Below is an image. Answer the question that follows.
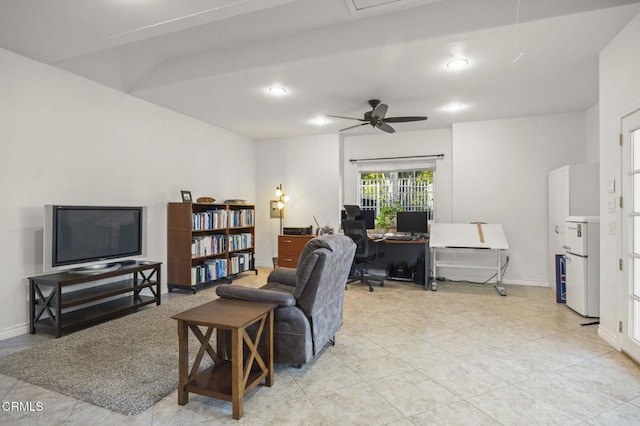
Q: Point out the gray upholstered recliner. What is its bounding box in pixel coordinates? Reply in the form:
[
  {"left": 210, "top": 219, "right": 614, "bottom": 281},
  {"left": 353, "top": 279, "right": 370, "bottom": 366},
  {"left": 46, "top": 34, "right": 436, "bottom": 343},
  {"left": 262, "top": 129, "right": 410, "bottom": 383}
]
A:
[{"left": 215, "top": 234, "right": 356, "bottom": 365}]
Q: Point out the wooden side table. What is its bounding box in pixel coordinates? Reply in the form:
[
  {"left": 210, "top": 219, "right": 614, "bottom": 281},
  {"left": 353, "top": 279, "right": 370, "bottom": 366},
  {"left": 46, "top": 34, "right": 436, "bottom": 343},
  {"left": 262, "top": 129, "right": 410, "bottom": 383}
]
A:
[{"left": 172, "top": 299, "right": 277, "bottom": 420}]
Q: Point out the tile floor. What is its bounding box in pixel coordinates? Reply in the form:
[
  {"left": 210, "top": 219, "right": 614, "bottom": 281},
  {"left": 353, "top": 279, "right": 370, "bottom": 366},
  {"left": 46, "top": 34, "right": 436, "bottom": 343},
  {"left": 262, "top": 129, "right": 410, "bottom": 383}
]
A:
[{"left": 2, "top": 269, "right": 640, "bottom": 425}]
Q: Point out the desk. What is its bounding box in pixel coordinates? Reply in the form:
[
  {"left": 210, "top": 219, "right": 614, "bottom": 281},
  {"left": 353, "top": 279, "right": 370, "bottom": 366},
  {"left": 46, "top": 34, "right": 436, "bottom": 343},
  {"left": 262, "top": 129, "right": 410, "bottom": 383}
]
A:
[
  {"left": 172, "top": 299, "right": 276, "bottom": 420},
  {"left": 370, "top": 237, "right": 431, "bottom": 291},
  {"left": 277, "top": 235, "right": 315, "bottom": 267},
  {"left": 277, "top": 233, "right": 431, "bottom": 290},
  {"left": 430, "top": 223, "right": 509, "bottom": 296}
]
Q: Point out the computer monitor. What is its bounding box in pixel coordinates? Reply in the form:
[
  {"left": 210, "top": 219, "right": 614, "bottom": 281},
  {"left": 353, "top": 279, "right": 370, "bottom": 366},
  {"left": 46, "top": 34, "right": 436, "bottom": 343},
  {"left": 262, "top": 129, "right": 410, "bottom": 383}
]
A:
[
  {"left": 340, "top": 209, "right": 375, "bottom": 229},
  {"left": 396, "top": 211, "right": 428, "bottom": 235},
  {"left": 359, "top": 209, "right": 375, "bottom": 230},
  {"left": 343, "top": 205, "right": 361, "bottom": 220}
]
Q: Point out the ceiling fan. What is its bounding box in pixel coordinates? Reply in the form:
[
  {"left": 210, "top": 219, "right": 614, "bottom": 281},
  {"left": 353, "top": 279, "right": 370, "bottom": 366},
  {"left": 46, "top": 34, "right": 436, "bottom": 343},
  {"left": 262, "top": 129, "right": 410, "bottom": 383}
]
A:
[{"left": 327, "top": 99, "right": 428, "bottom": 133}]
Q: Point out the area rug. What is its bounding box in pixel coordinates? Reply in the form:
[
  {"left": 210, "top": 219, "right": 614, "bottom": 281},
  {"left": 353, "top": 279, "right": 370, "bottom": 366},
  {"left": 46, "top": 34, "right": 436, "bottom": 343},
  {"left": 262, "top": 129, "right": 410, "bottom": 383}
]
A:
[{"left": 0, "top": 291, "right": 219, "bottom": 416}]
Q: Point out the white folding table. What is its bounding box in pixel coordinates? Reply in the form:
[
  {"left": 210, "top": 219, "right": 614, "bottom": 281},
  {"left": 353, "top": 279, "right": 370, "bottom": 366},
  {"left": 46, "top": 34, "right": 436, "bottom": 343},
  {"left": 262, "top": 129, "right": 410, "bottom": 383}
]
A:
[{"left": 430, "top": 223, "right": 509, "bottom": 296}]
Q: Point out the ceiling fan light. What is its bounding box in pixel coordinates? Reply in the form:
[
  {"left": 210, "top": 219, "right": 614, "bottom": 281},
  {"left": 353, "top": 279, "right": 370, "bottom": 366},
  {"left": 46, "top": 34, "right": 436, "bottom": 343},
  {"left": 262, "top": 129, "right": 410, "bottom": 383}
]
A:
[
  {"left": 446, "top": 58, "right": 469, "bottom": 70},
  {"left": 311, "top": 117, "right": 329, "bottom": 125}
]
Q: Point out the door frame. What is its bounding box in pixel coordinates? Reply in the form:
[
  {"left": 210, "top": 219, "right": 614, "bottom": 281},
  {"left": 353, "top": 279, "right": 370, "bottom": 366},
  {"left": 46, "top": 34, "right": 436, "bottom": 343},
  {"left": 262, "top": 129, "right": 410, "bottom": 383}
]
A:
[{"left": 620, "top": 108, "right": 640, "bottom": 362}]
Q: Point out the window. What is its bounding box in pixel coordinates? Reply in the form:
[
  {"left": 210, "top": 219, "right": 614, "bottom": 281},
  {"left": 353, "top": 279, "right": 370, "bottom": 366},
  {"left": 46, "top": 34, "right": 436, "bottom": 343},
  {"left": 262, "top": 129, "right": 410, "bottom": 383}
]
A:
[{"left": 359, "top": 169, "right": 434, "bottom": 219}]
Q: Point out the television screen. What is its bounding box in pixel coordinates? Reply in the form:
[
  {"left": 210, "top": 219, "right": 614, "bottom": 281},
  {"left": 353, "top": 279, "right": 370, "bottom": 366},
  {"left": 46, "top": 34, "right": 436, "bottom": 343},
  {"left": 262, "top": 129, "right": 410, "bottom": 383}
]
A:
[
  {"left": 44, "top": 205, "right": 145, "bottom": 271},
  {"left": 396, "top": 211, "right": 428, "bottom": 234}
]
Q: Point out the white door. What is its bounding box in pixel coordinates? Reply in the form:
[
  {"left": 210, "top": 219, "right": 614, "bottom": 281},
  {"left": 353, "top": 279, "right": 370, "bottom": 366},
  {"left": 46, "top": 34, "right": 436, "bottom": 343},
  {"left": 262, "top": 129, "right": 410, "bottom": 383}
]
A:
[
  {"left": 549, "top": 167, "right": 569, "bottom": 287},
  {"left": 565, "top": 253, "right": 587, "bottom": 316},
  {"left": 621, "top": 109, "right": 640, "bottom": 361}
]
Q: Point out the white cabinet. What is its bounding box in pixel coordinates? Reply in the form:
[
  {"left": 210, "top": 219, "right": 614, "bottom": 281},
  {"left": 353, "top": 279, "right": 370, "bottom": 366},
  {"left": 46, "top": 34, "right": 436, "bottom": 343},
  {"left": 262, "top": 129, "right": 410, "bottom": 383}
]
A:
[{"left": 548, "top": 164, "right": 599, "bottom": 288}]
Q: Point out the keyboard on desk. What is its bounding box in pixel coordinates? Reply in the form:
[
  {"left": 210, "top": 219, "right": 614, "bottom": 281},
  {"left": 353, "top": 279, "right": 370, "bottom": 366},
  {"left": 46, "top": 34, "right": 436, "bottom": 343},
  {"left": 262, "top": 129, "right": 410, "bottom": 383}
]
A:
[{"left": 385, "top": 235, "right": 415, "bottom": 241}]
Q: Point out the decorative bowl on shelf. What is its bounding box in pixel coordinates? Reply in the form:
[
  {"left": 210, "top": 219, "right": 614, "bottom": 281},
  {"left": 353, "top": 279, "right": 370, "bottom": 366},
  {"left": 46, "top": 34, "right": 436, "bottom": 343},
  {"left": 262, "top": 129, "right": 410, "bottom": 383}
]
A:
[{"left": 196, "top": 197, "right": 216, "bottom": 203}]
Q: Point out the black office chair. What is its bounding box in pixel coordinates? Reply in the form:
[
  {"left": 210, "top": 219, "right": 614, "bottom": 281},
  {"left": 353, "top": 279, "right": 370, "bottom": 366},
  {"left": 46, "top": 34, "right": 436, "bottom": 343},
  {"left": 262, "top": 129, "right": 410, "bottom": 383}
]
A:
[{"left": 342, "top": 220, "right": 384, "bottom": 292}]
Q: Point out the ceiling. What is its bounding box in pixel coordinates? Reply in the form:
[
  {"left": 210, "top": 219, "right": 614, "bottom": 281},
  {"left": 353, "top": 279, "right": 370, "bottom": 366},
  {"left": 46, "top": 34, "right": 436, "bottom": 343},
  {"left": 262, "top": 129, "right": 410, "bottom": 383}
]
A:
[{"left": 2, "top": 0, "right": 640, "bottom": 140}]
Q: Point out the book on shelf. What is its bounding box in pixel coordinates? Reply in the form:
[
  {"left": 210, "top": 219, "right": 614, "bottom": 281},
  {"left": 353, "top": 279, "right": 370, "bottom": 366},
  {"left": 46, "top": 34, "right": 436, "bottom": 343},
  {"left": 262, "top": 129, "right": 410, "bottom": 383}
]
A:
[
  {"left": 192, "top": 209, "right": 228, "bottom": 230},
  {"left": 229, "top": 232, "right": 253, "bottom": 251},
  {"left": 191, "top": 258, "right": 228, "bottom": 284},
  {"left": 191, "top": 235, "right": 227, "bottom": 257},
  {"left": 230, "top": 252, "right": 253, "bottom": 274},
  {"left": 229, "top": 209, "right": 254, "bottom": 228}
]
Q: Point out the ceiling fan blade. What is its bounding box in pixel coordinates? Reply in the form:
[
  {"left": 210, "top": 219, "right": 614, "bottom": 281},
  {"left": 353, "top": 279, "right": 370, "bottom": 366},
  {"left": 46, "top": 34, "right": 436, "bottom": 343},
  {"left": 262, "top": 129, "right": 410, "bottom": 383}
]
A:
[
  {"left": 326, "top": 114, "right": 366, "bottom": 121},
  {"left": 371, "top": 103, "right": 388, "bottom": 119},
  {"left": 384, "top": 116, "right": 428, "bottom": 123},
  {"left": 376, "top": 122, "right": 396, "bottom": 133},
  {"left": 339, "top": 123, "right": 369, "bottom": 132}
]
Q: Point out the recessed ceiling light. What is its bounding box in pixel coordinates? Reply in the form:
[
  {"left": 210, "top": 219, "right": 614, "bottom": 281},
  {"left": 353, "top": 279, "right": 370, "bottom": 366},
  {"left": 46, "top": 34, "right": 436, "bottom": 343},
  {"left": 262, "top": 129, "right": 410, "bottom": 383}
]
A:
[
  {"left": 311, "top": 117, "right": 329, "bottom": 125},
  {"left": 267, "top": 85, "right": 287, "bottom": 96},
  {"left": 446, "top": 58, "right": 469, "bottom": 70},
  {"left": 445, "top": 103, "right": 465, "bottom": 112}
]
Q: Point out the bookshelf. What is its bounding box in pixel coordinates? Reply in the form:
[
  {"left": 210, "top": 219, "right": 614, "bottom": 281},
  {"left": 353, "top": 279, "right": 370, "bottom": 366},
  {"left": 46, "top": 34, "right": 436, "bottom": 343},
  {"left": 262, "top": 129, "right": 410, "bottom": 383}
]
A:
[{"left": 167, "top": 202, "right": 256, "bottom": 293}]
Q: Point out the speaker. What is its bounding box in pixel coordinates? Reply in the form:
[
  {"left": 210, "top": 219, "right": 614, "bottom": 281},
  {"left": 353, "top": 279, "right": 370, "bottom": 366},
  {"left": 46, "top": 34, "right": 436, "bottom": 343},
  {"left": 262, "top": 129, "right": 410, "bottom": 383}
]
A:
[
  {"left": 414, "top": 257, "right": 425, "bottom": 284},
  {"left": 394, "top": 262, "right": 413, "bottom": 280},
  {"left": 386, "top": 263, "right": 397, "bottom": 279}
]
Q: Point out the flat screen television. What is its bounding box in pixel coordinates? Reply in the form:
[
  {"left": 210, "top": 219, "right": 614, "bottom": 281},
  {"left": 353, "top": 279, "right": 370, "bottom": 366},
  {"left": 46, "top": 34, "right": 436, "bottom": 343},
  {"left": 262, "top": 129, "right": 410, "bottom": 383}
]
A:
[
  {"left": 43, "top": 205, "right": 146, "bottom": 273},
  {"left": 396, "top": 211, "right": 428, "bottom": 235}
]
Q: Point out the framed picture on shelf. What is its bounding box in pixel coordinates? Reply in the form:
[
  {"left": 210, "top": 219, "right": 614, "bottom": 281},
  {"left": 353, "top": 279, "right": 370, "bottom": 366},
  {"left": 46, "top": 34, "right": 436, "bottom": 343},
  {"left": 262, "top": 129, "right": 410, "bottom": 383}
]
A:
[{"left": 181, "top": 190, "right": 192, "bottom": 203}]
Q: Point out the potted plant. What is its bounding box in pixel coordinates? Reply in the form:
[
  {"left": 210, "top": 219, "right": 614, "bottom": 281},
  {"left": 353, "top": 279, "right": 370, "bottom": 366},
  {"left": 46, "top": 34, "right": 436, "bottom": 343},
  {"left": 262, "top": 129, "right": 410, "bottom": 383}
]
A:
[{"left": 375, "top": 205, "right": 403, "bottom": 232}]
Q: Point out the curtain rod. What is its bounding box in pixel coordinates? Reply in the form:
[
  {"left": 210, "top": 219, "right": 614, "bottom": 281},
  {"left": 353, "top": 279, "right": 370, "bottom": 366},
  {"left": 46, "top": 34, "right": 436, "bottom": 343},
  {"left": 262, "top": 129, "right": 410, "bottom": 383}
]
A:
[{"left": 349, "top": 154, "right": 445, "bottom": 163}]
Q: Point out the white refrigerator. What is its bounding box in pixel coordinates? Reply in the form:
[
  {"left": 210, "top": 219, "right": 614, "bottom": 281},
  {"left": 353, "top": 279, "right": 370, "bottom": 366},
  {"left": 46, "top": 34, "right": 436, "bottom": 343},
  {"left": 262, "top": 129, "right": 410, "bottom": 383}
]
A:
[{"left": 563, "top": 216, "right": 600, "bottom": 317}]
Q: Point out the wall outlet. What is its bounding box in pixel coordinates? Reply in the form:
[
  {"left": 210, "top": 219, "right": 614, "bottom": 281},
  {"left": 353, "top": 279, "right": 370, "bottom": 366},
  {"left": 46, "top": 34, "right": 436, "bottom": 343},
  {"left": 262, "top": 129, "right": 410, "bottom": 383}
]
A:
[{"left": 608, "top": 221, "right": 616, "bottom": 235}]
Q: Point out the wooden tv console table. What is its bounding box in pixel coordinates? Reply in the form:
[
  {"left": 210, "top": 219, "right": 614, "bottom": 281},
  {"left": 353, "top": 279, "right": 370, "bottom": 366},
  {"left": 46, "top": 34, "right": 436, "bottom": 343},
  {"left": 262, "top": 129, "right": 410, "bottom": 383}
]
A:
[{"left": 29, "top": 261, "right": 162, "bottom": 337}]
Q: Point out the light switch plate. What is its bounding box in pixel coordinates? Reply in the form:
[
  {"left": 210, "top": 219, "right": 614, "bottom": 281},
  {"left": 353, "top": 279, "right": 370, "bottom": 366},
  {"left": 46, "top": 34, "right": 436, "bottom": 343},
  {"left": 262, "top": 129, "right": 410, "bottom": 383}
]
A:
[
  {"left": 609, "top": 196, "right": 617, "bottom": 213},
  {"left": 609, "top": 179, "right": 616, "bottom": 193},
  {"left": 608, "top": 221, "right": 616, "bottom": 235}
]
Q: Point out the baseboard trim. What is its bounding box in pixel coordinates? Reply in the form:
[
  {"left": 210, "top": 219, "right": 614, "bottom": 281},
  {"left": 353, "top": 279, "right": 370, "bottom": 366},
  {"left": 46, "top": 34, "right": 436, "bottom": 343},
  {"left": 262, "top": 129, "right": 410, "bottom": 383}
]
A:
[
  {"left": 501, "top": 279, "right": 549, "bottom": 287},
  {"left": 0, "top": 323, "right": 30, "bottom": 341},
  {"left": 598, "top": 325, "right": 620, "bottom": 350},
  {"left": 437, "top": 274, "right": 548, "bottom": 287}
]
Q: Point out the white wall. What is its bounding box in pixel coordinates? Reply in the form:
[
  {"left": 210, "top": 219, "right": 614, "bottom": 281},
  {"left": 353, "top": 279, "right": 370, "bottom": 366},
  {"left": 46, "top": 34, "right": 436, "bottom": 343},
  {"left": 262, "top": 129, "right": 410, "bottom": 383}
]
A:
[
  {"left": 0, "top": 48, "right": 255, "bottom": 339},
  {"left": 452, "top": 114, "right": 586, "bottom": 286},
  {"left": 599, "top": 11, "right": 640, "bottom": 348},
  {"left": 585, "top": 103, "right": 600, "bottom": 163},
  {"left": 336, "top": 116, "right": 587, "bottom": 286},
  {"left": 254, "top": 134, "right": 341, "bottom": 267},
  {"left": 342, "top": 129, "right": 453, "bottom": 222}
]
